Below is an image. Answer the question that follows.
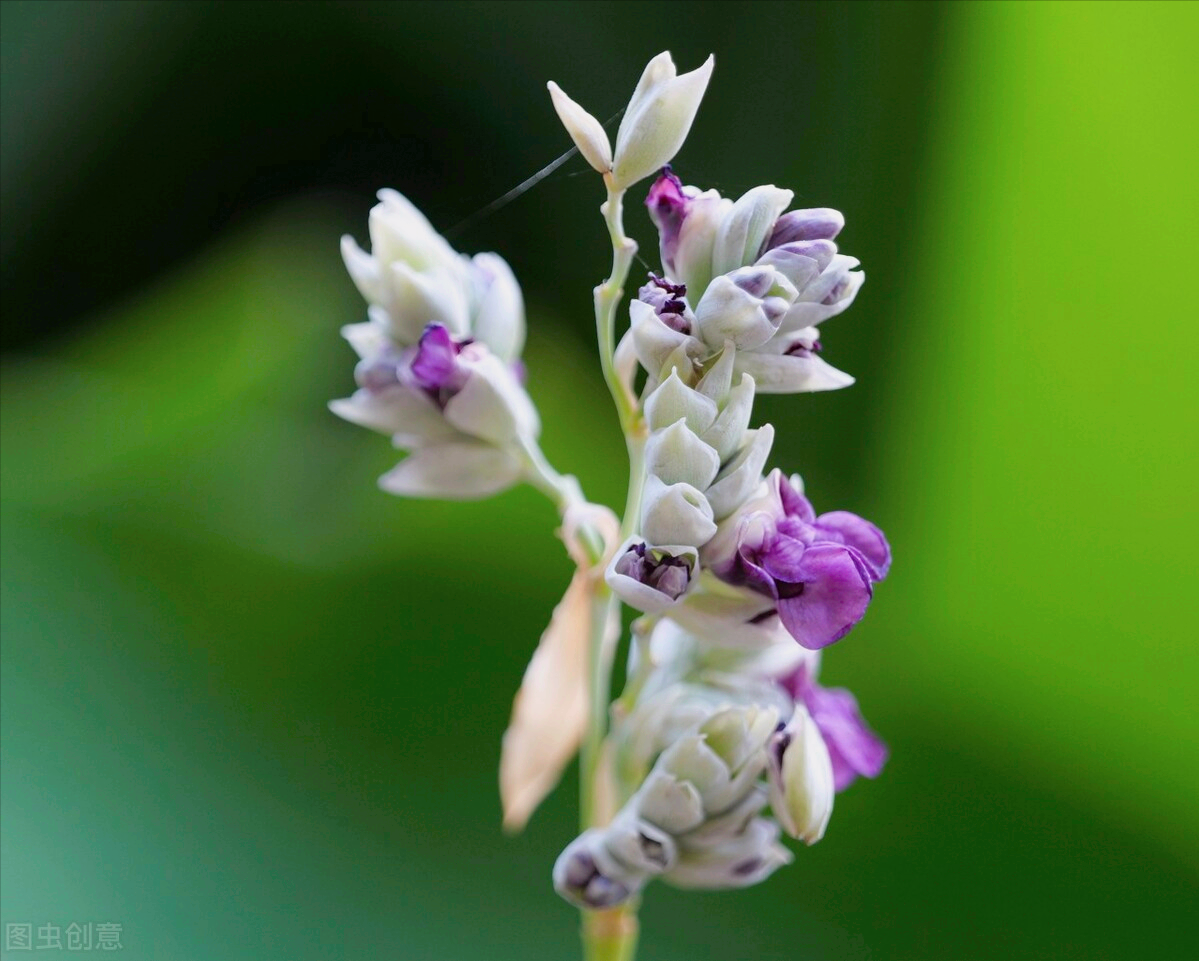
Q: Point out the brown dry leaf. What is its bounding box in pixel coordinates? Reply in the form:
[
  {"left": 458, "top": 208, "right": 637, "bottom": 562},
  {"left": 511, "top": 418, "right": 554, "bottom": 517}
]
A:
[{"left": 500, "top": 504, "right": 619, "bottom": 832}]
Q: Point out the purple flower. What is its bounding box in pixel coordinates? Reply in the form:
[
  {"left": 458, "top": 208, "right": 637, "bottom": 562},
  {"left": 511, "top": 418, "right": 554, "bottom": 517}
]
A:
[
  {"left": 646, "top": 167, "right": 690, "bottom": 273},
  {"left": 782, "top": 664, "right": 888, "bottom": 792},
  {"left": 706, "top": 470, "right": 890, "bottom": 650}
]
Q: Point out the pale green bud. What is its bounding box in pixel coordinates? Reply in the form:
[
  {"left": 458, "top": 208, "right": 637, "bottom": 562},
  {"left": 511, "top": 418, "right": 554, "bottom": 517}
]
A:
[{"left": 768, "top": 705, "right": 835, "bottom": 845}]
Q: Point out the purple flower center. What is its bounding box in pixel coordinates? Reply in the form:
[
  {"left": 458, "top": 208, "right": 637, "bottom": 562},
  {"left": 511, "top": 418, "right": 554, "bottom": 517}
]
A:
[{"left": 614, "top": 542, "right": 692, "bottom": 600}]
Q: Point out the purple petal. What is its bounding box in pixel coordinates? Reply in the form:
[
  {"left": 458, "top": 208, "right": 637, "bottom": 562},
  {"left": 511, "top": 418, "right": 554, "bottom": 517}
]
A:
[
  {"left": 768, "top": 470, "right": 814, "bottom": 524},
  {"left": 410, "top": 323, "right": 460, "bottom": 391},
  {"left": 646, "top": 168, "right": 689, "bottom": 274},
  {"left": 766, "top": 208, "right": 845, "bottom": 248},
  {"left": 804, "top": 683, "right": 888, "bottom": 791},
  {"left": 776, "top": 544, "right": 873, "bottom": 650},
  {"left": 815, "top": 511, "right": 891, "bottom": 580}
]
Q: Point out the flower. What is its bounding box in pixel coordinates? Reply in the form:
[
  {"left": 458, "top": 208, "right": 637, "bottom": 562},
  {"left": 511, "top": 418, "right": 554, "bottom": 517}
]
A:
[
  {"left": 704, "top": 470, "right": 890, "bottom": 650},
  {"left": 643, "top": 169, "right": 864, "bottom": 393},
  {"left": 331, "top": 190, "right": 541, "bottom": 500},
  {"left": 782, "top": 664, "right": 888, "bottom": 792}
]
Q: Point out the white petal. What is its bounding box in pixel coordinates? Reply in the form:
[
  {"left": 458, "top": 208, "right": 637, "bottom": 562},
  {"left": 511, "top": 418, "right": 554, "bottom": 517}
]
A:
[
  {"left": 644, "top": 368, "right": 719, "bottom": 433},
  {"left": 711, "top": 185, "right": 794, "bottom": 277},
  {"left": 612, "top": 54, "right": 714, "bottom": 191},
  {"left": 704, "top": 425, "right": 775, "bottom": 520},
  {"left": 340, "top": 235, "right": 385, "bottom": 306},
  {"left": 328, "top": 386, "right": 454, "bottom": 441},
  {"left": 378, "top": 441, "right": 522, "bottom": 499},
  {"left": 443, "top": 354, "right": 540, "bottom": 445},
  {"left": 388, "top": 261, "right": 470, "bottom": 342},
  {"left": 699, "top": 373, "right": 756, "bottom": 464},
  {"left": 547, "top": 81, "right": 613, "bottom": 174},
  {"left": 469, "top": 253, "right": 526, "bottom": 361},
  {"left": 340, "top": 316, "right": 391, "bottom": 360},
  {"left": 734, "top": 351, "right": 854, "bottom": 394},
  {"left": 640, "top": 475, "right": 717, "bottom": 547},
  {"left": 645, "top": 419, "right": 721, "bottom": 490}
]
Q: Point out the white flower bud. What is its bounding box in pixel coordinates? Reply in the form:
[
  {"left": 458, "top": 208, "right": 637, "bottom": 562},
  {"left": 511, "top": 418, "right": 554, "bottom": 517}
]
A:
[
  {"left": 636, "top": 770, "right": 707, "bottom": 834},
  {"left": 694, "top": 343, "right": 736, "bottom": 403},
  {"left": 712, "top": 185, "right": 795, "bottom": 277},
  {"left": 640, "top": 475, "right": 717, "bottom": 548},
  {"left": 377, "top": 441, "right": 523, "bottom": 500},
  {"left": 547, "top": 81, "right": 613, "bottom": 175},
  {"left": 768, "top": 705, "right": 835, "bottom": 845},
  {"left": 369, "top": 188, "right": 462, "bottom": 277},
  {"left": 644, "top": 368, "right": 718, "bottom": 434},
  {"left": 699, "top": 373, "right": 757, "bottom": 464},
  {"left": 704, "top": 425, "right": 775, "bottom": 520},
  {"left": 612, "top": 52, "right": 715, "bottom": 191},
  {"left": 693, "top": 269, "right": 793, "bottom": 351},
  {"left": 603, "top": 810, "right": 678, "bottom": 876},
  {"left": 645, "top": 419, "right": 721, "bottom": 490},
  {"left": 665, "top": 817, "right": 792, "bottom": 890}
]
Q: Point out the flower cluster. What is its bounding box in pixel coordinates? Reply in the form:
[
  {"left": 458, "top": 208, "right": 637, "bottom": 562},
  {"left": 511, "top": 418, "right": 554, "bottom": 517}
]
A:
[
  {"left": 331, "top": 189, "right": 541, "bottom": 499},
  {"left": 331, "top": 50, "right": 894, "bottom": 949}
]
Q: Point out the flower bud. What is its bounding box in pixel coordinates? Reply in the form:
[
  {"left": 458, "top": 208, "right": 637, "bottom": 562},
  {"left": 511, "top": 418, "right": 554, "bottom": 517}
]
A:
[
  {"left": 664, "top": 816, "right": 792, "bottom": 890},
  {"left": 693, "top": 269, "right": 794, "bottom": 351},
  {"left": 606, "top": 538, "right": 699, "bottom": 614},
  {"left": 645, "top": 419, "right": 721, "bottom": 490},
  {"left": 553, "top": 832, "right": 636, "bottom": 909},
  {"left": 699, "top": 373, "right": 757, "bottom": 464},
  {"left": 546, "top": 81, "right": 613, "bottom": 175},
  {"left": 767, "top": 705, "right": 835, "bottom": 844},
  {"left": 711, "top": 185, "right": 795, "bottom": 277},
  {"left": 704, "top": 425, "right": 775, "bottom": 520},
  {"left": 612, "top": 52, "right": 715, "bottom": 191},
  {"left": 644, "top": 369, "right": 718, "bottom": 434},
  {"left": 640, "top": 475, "right": 717, "bottom": 548}
]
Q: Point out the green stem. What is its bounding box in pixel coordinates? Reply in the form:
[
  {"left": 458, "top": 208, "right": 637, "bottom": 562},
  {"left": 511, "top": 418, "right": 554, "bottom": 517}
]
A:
[
  {"left": 583, "top": 905, "right": 640, "bottom": 961},
  {"left": 579, "top": 177, "right": 644, "bottom": 961}
]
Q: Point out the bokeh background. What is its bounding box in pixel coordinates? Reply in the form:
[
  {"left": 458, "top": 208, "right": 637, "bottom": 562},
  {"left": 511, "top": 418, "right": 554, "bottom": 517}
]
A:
[{"left": 3, "top": 2, "right": 1197, "bottom": 959}]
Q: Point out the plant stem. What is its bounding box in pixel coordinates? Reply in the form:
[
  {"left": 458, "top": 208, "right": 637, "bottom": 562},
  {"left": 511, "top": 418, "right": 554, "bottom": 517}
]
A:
[
  {"left": 579, "top": 177, "right": 644, "bottom": 961},
  {"left": 583, "top": 905, "right": 640, "bottom": 961}
]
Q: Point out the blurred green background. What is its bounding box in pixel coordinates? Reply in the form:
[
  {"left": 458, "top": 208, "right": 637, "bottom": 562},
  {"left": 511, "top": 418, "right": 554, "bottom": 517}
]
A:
[{"left": 2, "top": 2, "right": 1196, "bottom": 958}]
